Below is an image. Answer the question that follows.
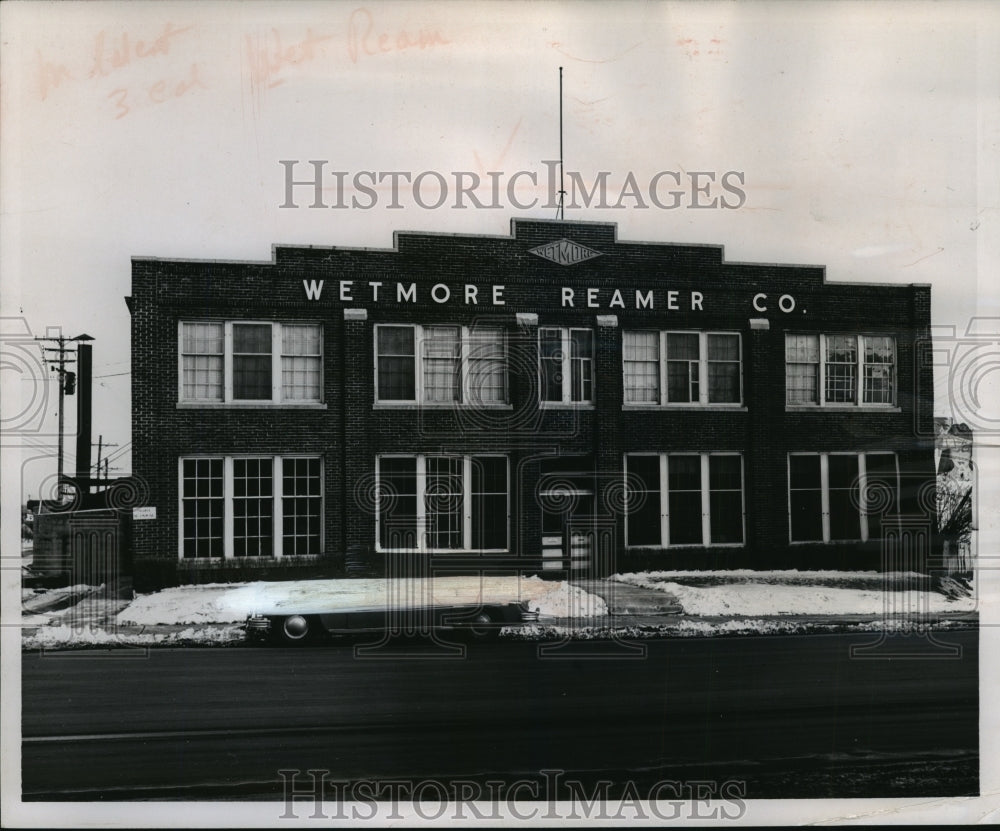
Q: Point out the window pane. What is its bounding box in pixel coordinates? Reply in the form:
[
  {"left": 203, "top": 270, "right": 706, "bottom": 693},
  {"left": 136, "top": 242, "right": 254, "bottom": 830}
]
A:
[
  {"left": 379, "top": 458, "right": 417, "bottom": 549},
  {"left": 467, "top": 328, "right": 506, "bottom": 405},
  {"left": 181, "top": 323, "right": 223, "bottom": 401},
  {"left": 181, "top": 458, "right": 223, "bottom": 558},
  {"left": 828, "top": 455, "right": 860, "bottom": 541},
  {"left": 669, "top": 492, "right": 702, "bottom": 544},
  {"left": 709, "top": 455, "right": 742, "bottom": 490},
  {"left": 786, "top": 362, "right": 818, "bottom": 404},
  {"left": 423, "top": 326, "right": 461, "bottom": 403},
  {"left": 707, "top": 334, "right": 739, "bottom": 361},
  {"left": 825, "top": 335, "right": 857, "bottom": 403},
  {"left": 707, "top": 362, "right": 740, "bottom": 403},
  {"left": 377, "top": 326, "right": 415, "bottom": 400},
  {"left": 666, "top": 362, "right": 693, "bottom": 403},
  {"left": 425, "top": 456, "right": 463, "bottom": 549},
  {"left": 471, "top": 457, "right": 507, "bottom": 549},
  {"left": 710, "top": 491, "right": 743, "bottom": 544},
  {"left": 570, "top": 329, "right": 593, "bottom": 402},
  {"left": 540, "top": 329, "right": 564, "bottom": 402},
  {"left": 865, "top": 453, "right": 898, "bottom": 541},
  {"left": 863, "top": 336, "right": 895, "bottom": 404},
  {"left": 789, "top": 454, "right": 821, "bottom": 490},
  {"left": 626, "top": 456, "right": 661, "bottom": 546},
  {"left": 623, "top": 331, "right": 659, "bottom": 404},
  {"left": 233, "top": 457, "right": 273, "bottom": 556},
  {"left": 233, "top": 324, "right": 273, "bottom": 401},
  {"left": 790, "top": 490, "right": 823, "bottom": 542},
  {"left": 785, "top": 334, "right": 819, "bottom": 363},
  {"left": 183, "top": 322, "right": 224, "bottom": 355},
  {"left": 667, "top": 333, "right": 699, "bottom": 360},
  {"left": 668, "top": 454, "right": 701, "bottom": 490},
  {"left": 668, "top": 455, "right": 702, "bottom": 545},
  {"left": 282, "top": 457, "right": 322, "bottom": 555},
  {"left": 709, "top": 456, "right": 743, "bottom": 544},
  {"left": 789, "top": 455, "right": 822, "bottom": 541},
  {"left": 281, "top": 324, "right": 321, "bottom": 402}
]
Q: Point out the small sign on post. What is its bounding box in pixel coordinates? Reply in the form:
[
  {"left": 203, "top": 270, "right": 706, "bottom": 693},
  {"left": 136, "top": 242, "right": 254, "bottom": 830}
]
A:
[{"left": 132, "top": 506, "right": 157, "bottom": 520}]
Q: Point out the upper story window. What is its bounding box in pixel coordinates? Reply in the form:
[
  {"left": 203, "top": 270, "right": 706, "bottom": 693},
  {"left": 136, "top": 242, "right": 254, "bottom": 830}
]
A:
[
  {"left": 539, "top": 327, "right": 594, "bottom": 405},
  {"left": 785, "top": 334, "right": 896, "bottom": 407},
  {"left": 622, "top": 331, "right": 742, "bottom": 406},
  {"left": 375, "top": 324, "right": 507, "bottom": 405},
  {"left": 179, "top": 321, "right": 322, "bottom": 404}
]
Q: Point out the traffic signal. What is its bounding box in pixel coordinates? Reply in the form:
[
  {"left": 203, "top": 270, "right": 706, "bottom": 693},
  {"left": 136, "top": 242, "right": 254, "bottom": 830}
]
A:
[{"left": 63, "top": 371, "right": 76, "bottom": 395}]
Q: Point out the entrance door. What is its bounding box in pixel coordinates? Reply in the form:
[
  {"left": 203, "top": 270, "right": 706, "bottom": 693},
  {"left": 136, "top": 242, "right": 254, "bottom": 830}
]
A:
[{"left": 539, "top": 488, "right": 594, "bottom": 573}]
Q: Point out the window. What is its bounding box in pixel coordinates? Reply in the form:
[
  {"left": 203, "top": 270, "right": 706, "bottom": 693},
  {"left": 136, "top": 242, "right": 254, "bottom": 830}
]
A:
[
  {"left": 179, "top": 456, "right": 322, "bottom": 559},
  {"left": 623, "top": 331, "right": 742, "bottom": 405},
  {"left": 282, "top": 458, "right": 322, "bottom": 555},
  {"left": 787, "top": 452, "right": 898, "bottom": 543},
  {"left": 181, "top": 458, "right": 224, "bottom": 557},
  {"left": 539, "top": 328, "right": 593, "bottom": 404},
  {"left": 376, "top": 455, "right": 509, "bottom": 551},
  {"left": 375, "top": 324, "right": 507, "bottom": 405},
  {"left": 179, "top": 321, "right": 322, "bottom": 404},
  {"left": 784, "top": 334, "right": 896, "bottom": 406},
  {"left": 624, "top": 453, "right": 745, "bottom": 547}
]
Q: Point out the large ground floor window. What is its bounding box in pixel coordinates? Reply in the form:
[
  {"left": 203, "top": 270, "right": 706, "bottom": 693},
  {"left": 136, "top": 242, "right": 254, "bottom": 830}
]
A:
[
  {"left": 180, "top": 456, "right": 322, "bottom": 559},
  {"left": 788, "top": 452, "right": 898, "bottom": 543},
  {"left": 376, "top": 455, "right": 509, "bottom": 552},
  {"left": 625, "top": 453, "right": 745, "bottom": 548}
]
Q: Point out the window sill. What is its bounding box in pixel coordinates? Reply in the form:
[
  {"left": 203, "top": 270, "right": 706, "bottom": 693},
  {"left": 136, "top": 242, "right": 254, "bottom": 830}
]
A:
[
  {"left": 622, "top": 405, "right": 747, "bottom": 412},
  {"left": 785, "top": 405, "right": 901, "bottom": 413},
  {"left": 177, "top": 554, "right": 325, "bottom": 565},
  {"left": 177, "top": 402, "right": 327, "bottom": 410},
  {"left": 539, "top": 402, "right": 595, "bottom": 411},
  {"left": 374, "top": 549, "right": 511, "bottom": 555},
  {"left": 373, "top": 402, "right": 513, "bottom": 411},
  {"left": 624, "top": 544, "right": 746, "bottom": 550},
  {"left": 787, "top": 539, "right": 868, "bottom": 546}
]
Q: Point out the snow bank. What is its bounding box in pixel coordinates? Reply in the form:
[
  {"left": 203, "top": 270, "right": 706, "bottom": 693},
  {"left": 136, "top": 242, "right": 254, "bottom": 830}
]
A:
[
  {"left": 613, "top": 574, "right": 976, "bottom": 616},
  {"left": 21, "top": 624, "right": 246, "bottom": 650},
  {"left": 117, "top": 576, "right": 607, "bottom": 626}
]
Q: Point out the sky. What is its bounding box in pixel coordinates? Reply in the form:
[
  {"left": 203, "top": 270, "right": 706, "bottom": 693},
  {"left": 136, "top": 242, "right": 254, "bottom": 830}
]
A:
[
  {"left": 2, "top": 0, "right": 999, "bottom": 824},
  {"left": 2, "top": 0, "right": 997, "bottom": 503}
]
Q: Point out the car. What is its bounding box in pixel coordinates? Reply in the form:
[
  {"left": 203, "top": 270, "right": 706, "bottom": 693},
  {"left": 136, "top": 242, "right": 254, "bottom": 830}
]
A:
[{"left": 245, "top": 600, "right": 539, "bottom": 645}]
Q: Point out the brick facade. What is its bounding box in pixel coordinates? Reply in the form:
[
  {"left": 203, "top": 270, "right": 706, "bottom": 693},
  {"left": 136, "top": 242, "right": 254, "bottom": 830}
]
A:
[{"left": 129, "top": 219, "right": 936, "bottom": 589}]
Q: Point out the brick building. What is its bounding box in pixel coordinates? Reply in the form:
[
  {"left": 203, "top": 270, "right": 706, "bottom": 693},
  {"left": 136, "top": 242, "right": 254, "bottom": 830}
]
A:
[{"left": 127, "top": 218, "right": 936, "bottom": 589}]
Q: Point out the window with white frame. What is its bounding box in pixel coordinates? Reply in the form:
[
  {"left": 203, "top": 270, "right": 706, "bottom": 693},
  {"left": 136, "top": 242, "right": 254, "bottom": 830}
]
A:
[
  {"left": 622, "top": 331, "right": 742, "bottom": 405},
  {"left": 179, "top": 321, "right": 322, "bottom": 404},
  {"left": 180, "top": 456, "right": 322, "bottom": 559},
  {"left": 784, "top": 334, "right": 896, "bottom": 406},
  {"left": 787, "top": 452, "right": 898, "bottom": 543},
  {"left": 539, "top": 328, "right": 594, "bottom": 404},
  {"left": 624, "top": 453, "right": 745, "bottom": 547},
  {"left": 376, "top": 455, "right": 508, "bottom": 551},
  {"left": 375, "top": 324, "right": 507, "bottom": 405}
]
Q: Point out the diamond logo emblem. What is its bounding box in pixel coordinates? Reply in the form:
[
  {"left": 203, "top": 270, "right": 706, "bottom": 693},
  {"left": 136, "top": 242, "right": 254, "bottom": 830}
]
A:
[{"left": 529, "top": 238, "right": 603, "bottom": 266}]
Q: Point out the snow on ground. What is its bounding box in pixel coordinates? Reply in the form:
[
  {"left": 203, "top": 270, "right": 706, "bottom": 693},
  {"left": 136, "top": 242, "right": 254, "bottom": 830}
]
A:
[
  {"left": 21, "top": 624, "right": 247, "bottom": 651},
  {"left": 613, "top": 571, "right": 977, "bottom": 616},
  {"left": 615, "top": 569, "right": 936, "bottom": 590},
  {"left": 116, "top": 576, "right": 607, "bottom": 626}
]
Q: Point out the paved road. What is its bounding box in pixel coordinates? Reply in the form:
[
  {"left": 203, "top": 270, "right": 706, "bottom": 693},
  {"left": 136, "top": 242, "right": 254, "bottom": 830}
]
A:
[{"left": 22, "top": 630, "right": 978, "bottom": 800}]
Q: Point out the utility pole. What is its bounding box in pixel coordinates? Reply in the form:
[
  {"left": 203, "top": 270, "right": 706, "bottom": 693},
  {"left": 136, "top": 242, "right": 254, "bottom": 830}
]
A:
[
  {"left": 94, "top": 435, "right": 119, "bottom": 485},
  {"left": 34, "top": 331, "right": 94, "bottom": 502}
]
